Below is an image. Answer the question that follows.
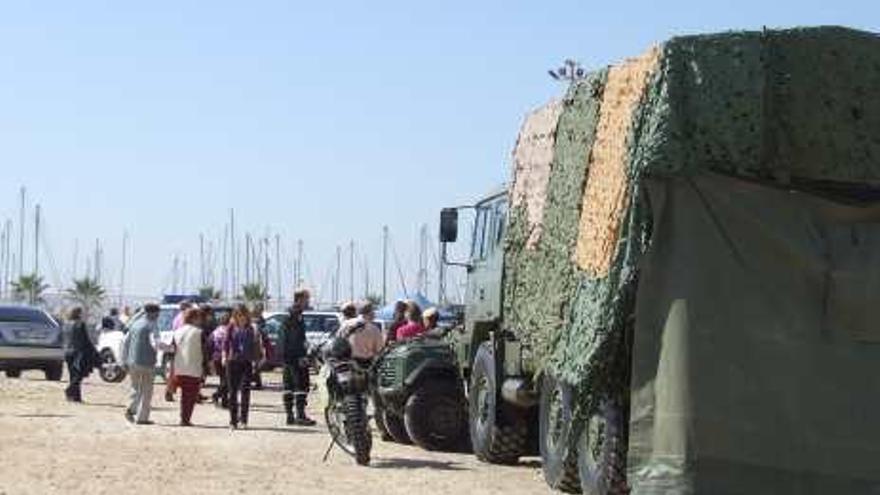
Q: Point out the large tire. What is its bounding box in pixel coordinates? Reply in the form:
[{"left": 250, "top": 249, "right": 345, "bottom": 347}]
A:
[
  {"left": 383, "top": 409, "right": 412, "bottom": 444},
  {"left": 404, "top": 379, "right": 468, "bottom": 452},
  {"left": 44, "top": 363, "right": 63, "bottom": 381},
  {"left": 99, "top": 349, "right": 126, "bottom": 383},
  {"left": 540, "top": 374, "right": 581, "bottom": 494},
  {"left": 5, "top": 369, "right": 21, "bottom": 378},
  {"left": 469, "top": 342, "right": 528, "bottom": 464},
  {"left": 343, "top": 395, "right": 372, "bottom": 466},
  {"left": 577, "top": 401, "right": 628, "bottom": 495},
  {"left": 374, "top": 404, "right": 393, "bottom": 441}
]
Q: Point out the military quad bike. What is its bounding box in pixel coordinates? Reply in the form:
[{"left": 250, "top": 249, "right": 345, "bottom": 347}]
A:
[{"left": 373, "top": 336, "right": 468, "bottom": 452}]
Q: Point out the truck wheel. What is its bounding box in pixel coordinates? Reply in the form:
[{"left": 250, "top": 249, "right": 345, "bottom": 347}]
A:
[
  {"left": 404, "top": 379, "right": 467, "bottom": 451},
  {"left": 469, "top": 342, "right": 527, "bottom": 464},
  {"left": 383, "top": 409, "right": 412, "bottom": 444},
  {"left": 577, "top": 401, "right": 627, "bottom": 495},
  {"left": 540, "top": 374, "right": 581, "bottom": 494},
  {"left": 5, "top": 369, "right": 21, "bottom": 378},
  {"left": 44, "top": 363, "right": 63, "bottom": 381},
  {"left": 99, "top": 349, "right": 126, "bottom": 383}
]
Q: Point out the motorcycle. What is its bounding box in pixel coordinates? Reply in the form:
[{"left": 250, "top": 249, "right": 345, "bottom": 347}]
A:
[{"left": 320, "top": 336, "right": 373, "bottom": 466}]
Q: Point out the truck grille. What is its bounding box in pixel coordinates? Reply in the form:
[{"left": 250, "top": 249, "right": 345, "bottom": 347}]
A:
[{"left": 379, "top": 363, "right": 397, "bottom": 388}]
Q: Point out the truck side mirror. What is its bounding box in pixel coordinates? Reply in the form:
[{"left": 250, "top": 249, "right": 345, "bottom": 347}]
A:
[{"left": 439, "top": 208, "right": 459, "bottom": 243}]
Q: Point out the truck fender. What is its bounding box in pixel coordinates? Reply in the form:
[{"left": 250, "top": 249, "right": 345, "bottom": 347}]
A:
[{"left": 403, "top": 358, "right": 460, "bottom": 389}]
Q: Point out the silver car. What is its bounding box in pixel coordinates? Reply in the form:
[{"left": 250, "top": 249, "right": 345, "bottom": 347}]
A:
[
  {"left": 263, "top": 310, "right": 342, "bottom": 360},
  {"left": 0, "top": 305, "right": 64, "bottom": 380}
]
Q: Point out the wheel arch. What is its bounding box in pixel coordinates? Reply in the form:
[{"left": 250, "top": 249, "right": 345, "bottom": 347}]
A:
[{"left": 404, "top": 358, "right": 462, "bottom": 389}]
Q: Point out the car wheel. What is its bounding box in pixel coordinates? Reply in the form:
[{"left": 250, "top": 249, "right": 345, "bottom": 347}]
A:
[
  {"left": 99, "top": 349, "right": 126, "bottom": 383},
  {"left": 44, "top": 363, "right": 63, "bottom": 381},
  {"left": 404, "top": 379, "right": 468, "bottom": 452},
  {"left": 540, "top": 373, "right": 581, "bottom": 493},
  {"left": 5, "top": 369, "right": 21, "bottom": 378}
]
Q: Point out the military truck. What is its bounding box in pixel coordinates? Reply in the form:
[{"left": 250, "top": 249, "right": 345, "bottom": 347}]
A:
[{"left": 439, "top": 26, "right": 880, "bottom": 494}]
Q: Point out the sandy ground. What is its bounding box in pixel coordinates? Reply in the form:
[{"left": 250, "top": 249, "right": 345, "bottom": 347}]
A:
[{"left": 0, "top": 370, "right": 548, "bottom": 495}]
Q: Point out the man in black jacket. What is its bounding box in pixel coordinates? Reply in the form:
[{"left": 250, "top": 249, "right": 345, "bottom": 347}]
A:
[{"left": 279, "top": 289, "right": 316, "bottom": 426}]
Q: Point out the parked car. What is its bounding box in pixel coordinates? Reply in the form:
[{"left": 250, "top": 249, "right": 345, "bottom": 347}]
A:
[
  {"left": 0, "top": 305, "right": 64, "bottom": 381},
  {"left": 263, "top": 310, "right": 342, "bottom": 365},
  {"left": 96, "top": 304, "right": 233, "bottom": 383}
]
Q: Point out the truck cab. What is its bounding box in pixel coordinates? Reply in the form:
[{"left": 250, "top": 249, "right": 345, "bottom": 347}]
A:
[{"left": 444, "top": 187, "right": 508, "bottom": 378}]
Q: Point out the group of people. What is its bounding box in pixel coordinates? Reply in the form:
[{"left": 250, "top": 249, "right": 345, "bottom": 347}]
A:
[
  {"left": 120, "top": 294, "right": 312, "bottom": 429},
  {"left": 334, "top": 297, "right": 442, "bottom": 366},
  {"left": 60, "top": 291, "right": 444, "bottom": 429},
  {"left": 385, "top": 299, "right": 441, "bottom": 343}
]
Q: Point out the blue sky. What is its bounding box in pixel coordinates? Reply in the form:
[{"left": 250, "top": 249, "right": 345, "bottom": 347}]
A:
[{"left": 0, "top": 1, "right": 876, "bottom": 304}]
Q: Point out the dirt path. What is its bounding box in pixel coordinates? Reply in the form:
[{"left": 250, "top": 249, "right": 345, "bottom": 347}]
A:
[{"left": 0, "top": 371, "right": 548, "bottom": 495}]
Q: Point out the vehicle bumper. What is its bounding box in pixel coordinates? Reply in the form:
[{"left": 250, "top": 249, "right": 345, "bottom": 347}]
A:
[{"left": 0, "top": 346, "right": 65, "bottom": 362}]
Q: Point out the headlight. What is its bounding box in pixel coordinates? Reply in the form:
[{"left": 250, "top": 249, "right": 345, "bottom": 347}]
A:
[{"left": 336, "top": 370, "right": 352, "bottom": 383}]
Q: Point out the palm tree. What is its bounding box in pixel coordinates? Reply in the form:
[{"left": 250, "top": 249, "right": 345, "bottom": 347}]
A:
[
  {"left": 11, "top": 274, "right": 49, "bottom": 305},
  {"left": 366, "top": 294, "right": 383, "bottom": 307},
  {"left": 198, "top": 285, "right": 222, "bottom": 301},
  {"left": 240, "top": 283, "right": 268, "bottom": 304},
  {"left": 66, "top": 277, "right": 106, "bottom": 318}
]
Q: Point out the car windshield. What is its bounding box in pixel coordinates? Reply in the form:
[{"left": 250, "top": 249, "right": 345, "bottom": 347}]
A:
[
  {"left": 124, "top": 306, "right": 230, "bottom": 333},
  {"left": 0, "top": 307, "right": 54, "bottom": 326},
  {"left": 304, "top": 315, "right": 339, "bottom": 334}
]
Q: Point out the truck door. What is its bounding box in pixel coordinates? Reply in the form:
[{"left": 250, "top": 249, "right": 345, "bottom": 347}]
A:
[{"left": 465, "top": 197, "right": 507, "bottom": 327}]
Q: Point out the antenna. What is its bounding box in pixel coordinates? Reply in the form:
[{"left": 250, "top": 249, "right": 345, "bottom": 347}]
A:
[
  {"left": 120, "top": 231, "right": 128, "bottom": 306},
  {"left": 229, "top": 208, "right": 236, "bottom": 294},
  {"left": 275, "top": 234, "right": 281, "bottom": 308},
  {"left": 33, "top": 204, "right": 40, "bottom": 280},
  {"left": 334, "top": 245, "right": 341, "bottom": 304},
  {"left": 382, "top": 226, "right": 388, "bottom": 305},
  {"left": 199, "top": 233, "right": 205, "bottom": 288},
  {"left": 18, "top": 187, "right": 25, "bottom": 279},
  {"left": 349, "top": 240, "right": 355, "bottom": 301},
  {"left": 296, "top": 239, "right": 304, "bottom": 289},
  {"left": 418, "top": 224, "right": 428, "bottom": 295}
]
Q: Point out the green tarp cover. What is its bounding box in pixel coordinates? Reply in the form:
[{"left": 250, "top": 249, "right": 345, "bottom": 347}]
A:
[
  {"left": 629, "top": 172, "right": 880, "bottom": 494},
  {"left": 500, "top": 26, "right": 880, "bottom": 493}
]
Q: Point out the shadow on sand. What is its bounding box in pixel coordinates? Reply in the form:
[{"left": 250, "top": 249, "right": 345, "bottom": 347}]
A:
[
  {"left": 369, "top": 457, "right": 467, "bottom": 471},
  {"left": 15, "top": 413, "right": 73, "bottom": 419},
  {"left": 155, "top": 423, "right": 321, "bottom": 434},
  {"left": 80, "top": 401, "right": 126, "bottom": 410}
]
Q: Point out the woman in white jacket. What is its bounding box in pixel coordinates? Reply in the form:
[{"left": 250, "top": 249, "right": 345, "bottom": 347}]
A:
[{"left": 173, "top": 308, "right": 205, "bottom": 427}]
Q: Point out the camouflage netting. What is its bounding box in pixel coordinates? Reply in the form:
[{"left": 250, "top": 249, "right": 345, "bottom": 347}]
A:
[
  {"left": 504, "top": 72, "right": 606, "bottom": 374},
  {"left": 503, "top": 26, "right": 880, "bottom": 492}
]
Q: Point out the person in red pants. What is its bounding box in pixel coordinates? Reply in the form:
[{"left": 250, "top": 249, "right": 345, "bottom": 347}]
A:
[
  {"left": 172, "top": 308, "right": 206, "bottom": 426},
  {"left": 165, "top": 300, "right": 193, "bottom": 402}
]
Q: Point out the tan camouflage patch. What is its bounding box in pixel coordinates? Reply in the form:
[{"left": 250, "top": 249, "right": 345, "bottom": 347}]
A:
[
  {"left": 574, "top": 47, "right": 660, "bottom": 276},
  {"left": 510, "top": 100, "right": 563, "bottom": 250}
]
